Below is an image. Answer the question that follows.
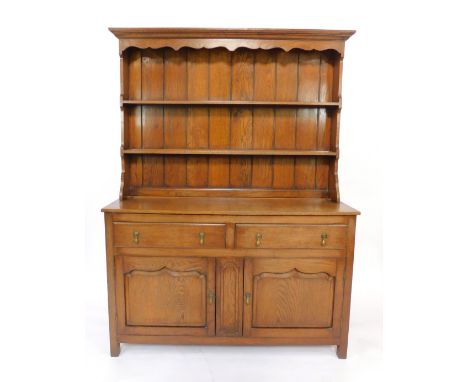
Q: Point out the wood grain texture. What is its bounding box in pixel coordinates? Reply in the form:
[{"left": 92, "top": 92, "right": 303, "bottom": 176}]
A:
[
  {"left": 252, "top": 50, "right": 275, "bottom": 187},
  {"left": 122, "top": 47, "right": 340, "bottom": 195},
  {"left": 208, "top": 49, "right": 231, "bottom": 187},
  {"left": 252, "top": 270, "right": 334, "bottom": 328},
  {"left": 113, "top": 222, "right": 226, "bottom": 248},
  {"left": 141, "top": 50, "right": 164, "bottom": 186},
  {"left": 104, "top": 213, "right": 120, "bottom": 356},
  {"left": 187, "top": 49, "right": 209, "bottom": 186},
  {"left": 295, "top": 51, "right": 320, "bottom": 189},
  {"left": 273, "top": 51, "right": 297, "bottom": 189},
  {"left": 164, "top": 49, "right": 187, "bottom": 186},
  {"left": 115, "top": 256, "right": 215, "bottom": 336},
  {"left": 103, "top": 197, "right": 360, "bottom": 216},
  {"left": 216, "top": 258, "right": 244, "bottom": 336},
  {"left": 243, "top": 257, "right": 343, "bottom": 338},
  {"left": 107, "top": 28, "right": 357, "bottom": 358},
  {"left": 125, "top": 267, "right": 207, "bottom": 326},
  {"left": 110, "top": 28, "right": 354, "bottom": 56},
  {"left": 337, "top": 216, "right": 357, "bottom": 359},
  {"left": 123, "top": 100, "right": 339, "bottom": 106},
  {"left": 230, "top": 50, "right": 254, "bottom": 188},
  {"left": 235, "top": 224, "right": 346, "bottom": 249}
]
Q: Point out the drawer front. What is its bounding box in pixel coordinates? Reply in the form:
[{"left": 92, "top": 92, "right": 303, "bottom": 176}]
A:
[
  {"left": 235, "top": 224, "right": 346, "bottom": 249},
  {"left": 114, "top": 223, "right": 226, "bottom": 248}
]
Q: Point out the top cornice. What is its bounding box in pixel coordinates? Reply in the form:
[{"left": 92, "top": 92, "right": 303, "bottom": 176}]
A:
[
  {"left": 109, "top": 28, "right": 355, "bottom": 40},
  {"left": 109, "top": 27, "right": 355, "bottom": 56}
]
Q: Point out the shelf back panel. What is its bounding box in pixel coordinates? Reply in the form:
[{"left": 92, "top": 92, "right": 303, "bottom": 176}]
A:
[
  {"left": 125, "top": 154, "right": 331, "bottom": 197},
  {"left": 122, "top": 47, "right": 340, "bottom": 198}
]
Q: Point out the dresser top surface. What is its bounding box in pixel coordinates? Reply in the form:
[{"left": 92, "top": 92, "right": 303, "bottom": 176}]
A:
[{"left": 102, "top": 197, "right": 359, "bottom": 216}]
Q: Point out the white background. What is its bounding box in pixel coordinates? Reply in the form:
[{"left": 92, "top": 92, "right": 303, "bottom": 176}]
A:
[{"left": 0, "top": 0, "right": 467, "bottom": 381}]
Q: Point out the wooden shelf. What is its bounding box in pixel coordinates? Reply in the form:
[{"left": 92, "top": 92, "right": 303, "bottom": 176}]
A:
[
  {"left": 122, "top": 100, "right": 340, "bottom": 107},
  {"left": 123, "top": 149, "right": 337, "bottom": 156}
]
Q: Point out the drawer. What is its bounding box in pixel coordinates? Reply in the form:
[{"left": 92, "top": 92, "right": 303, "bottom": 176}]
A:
[
  {"left": 235, "top": 224, "right": 346, "bottom": 249},
  {"left": 113, "top": 223, "right": 226, "bottom": 248}
]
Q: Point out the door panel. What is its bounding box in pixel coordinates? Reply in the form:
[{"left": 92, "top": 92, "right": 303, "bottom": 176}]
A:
[
  {"left": 216, "top": 258, "right": 244, "bottom": 336},
  {"left": 125, "top": 268, "right": 207, "bottom": 326},
  {"left": 116, "top": 256, "right": 215, "bottom": 336},
  {"left": 252, "top": 269, "right": 334, "bottom": 328},
  {"left": 243, "top": 258, "right": 344, "bottom": 338}
]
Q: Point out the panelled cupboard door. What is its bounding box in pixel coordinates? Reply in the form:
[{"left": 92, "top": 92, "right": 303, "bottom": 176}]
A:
[
  {"left": 115, "top": 256, "right": 215, "bottom": 336},
  {"left": 243, "top": 258, "right": 345, "bottom": 338}
]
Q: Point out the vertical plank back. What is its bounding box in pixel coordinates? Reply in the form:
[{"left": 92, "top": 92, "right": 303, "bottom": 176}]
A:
[{"left": 122, "top": 47, "right": 340, "bottom": 197}]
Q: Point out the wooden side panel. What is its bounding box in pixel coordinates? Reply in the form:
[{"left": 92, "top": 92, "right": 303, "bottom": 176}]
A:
[
  {"left": 104, "top": 213, "right": 120, "bottom": 356},
  {"left": 329, "top": 55, "right": 342, "bottom": 202},
  {"left": 126, "top": 50, "right": 142, "bottom": 187},
  {"left": 252, "top": 50, "right": 275, "bottom": 187},
  {"left": 208, "top": 49, "right": 231, "bottom": 186},
  {"left": 230, "top": 49, "right": 254, "bottom": 187},
  {"left": 316, "top": 53, "right": 335, "bottom": 190},
  {"left": 164, "top": 49, "right": 187, "bottom": 186},
  {"left": 273, "top": 51, "right": 298, "bottom": 189},
  {"left": 216, "top": 258, "right": 244, "bottom": 336},
  {"left": 187, "top": 49, "right": 209, "bottom": 187}
]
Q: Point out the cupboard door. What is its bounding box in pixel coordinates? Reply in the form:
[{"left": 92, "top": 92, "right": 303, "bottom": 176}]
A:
[
  {"left": 116, "top": 256, "right": 215, "bottom": 336},
  {"left": 243, "top": 258, "right": 345, "bottom": 338}
]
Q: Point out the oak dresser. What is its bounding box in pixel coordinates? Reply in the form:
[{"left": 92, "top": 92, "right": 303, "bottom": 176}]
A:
[{"left": 102, "top": 28, "right": 359, "bottom": 358}]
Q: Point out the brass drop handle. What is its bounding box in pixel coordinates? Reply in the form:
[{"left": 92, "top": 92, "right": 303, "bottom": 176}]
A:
[
  {"left": 256, "top": 233, "right": 262, "bottom": 247},
  {"left": 245, "top": 292, "right": 251, "bottom": 305},
  {"left": 321, "top": 232, "right": 328, "bottom": 246},
  {"left": 199, "top": 232, "right": 205, "bottom": 245},
  {"left": 133, "top": 231, "right": 140, "bottom": 244},
  {"left": 208, "top": 290, "right": 215, "bottom": 305}
]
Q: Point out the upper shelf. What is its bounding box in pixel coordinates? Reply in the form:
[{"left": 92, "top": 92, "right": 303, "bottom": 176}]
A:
[
  {"left": 109, "top": 28, "right": 355, "bottom": 55},
  {"left": 123, "top": 149, "right": 337, "bottom": 156},
  {"left": 122, "top": 100, "right": 340, "bottom": 108}
]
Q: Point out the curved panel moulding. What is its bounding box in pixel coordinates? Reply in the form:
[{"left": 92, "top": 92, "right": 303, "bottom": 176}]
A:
[{"left": 118, "top": 39, "right": 346, "bottom": 55}]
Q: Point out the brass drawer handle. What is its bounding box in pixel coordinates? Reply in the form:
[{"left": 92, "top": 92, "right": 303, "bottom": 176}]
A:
[
  {"left": 133, "top": 231, "right": 140, "bottom": 244},
  {"left": 208, "top": 290, "right": 215, "bottom": 305},
  {"left": 321, "top": 232, "right": 328, "bottom": 246},
  {"left": 245, "top": 292, "right": 251, "bottom": 305},
  {"left": 255, "top": 233, "right": 262, "bottom": 247},
  {"left": 199, "top": 232, "right": 205, "bottom": 245}
]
